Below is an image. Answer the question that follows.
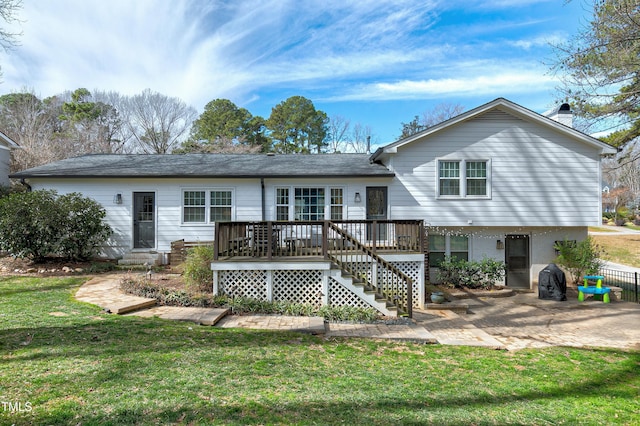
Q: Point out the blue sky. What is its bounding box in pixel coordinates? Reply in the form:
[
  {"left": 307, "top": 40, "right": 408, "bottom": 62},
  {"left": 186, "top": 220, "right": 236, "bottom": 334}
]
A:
[{"left": 0, "top": 0, "right": 590, "bottom": 146}]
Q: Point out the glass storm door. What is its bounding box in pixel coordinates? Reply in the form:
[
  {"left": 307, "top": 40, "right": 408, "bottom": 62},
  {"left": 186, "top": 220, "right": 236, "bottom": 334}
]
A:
[
  {"left": 366, "top": 187, "right": 388, "bottom": 241},
  {"left": 133, "top": 192, "right": 155, "bottom": 249},
  {"left": 505, "top": 234, "right": 530, "bottom": 288}
]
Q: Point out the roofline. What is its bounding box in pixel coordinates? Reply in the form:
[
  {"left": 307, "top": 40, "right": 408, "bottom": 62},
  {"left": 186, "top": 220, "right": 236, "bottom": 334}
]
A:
[
  {"left": 370, "top": 97, "right": 618, "bottom": 161},
  {"left": 0, "top": 130, "right": 19, "bottom": 149},
  {"left": 10, "top": 172, "right": 395, "bottom": 179}
]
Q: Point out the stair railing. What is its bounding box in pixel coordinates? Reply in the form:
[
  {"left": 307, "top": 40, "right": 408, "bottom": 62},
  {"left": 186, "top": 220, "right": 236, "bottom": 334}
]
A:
[{"left": 326, "top": 221, "right": 413, "bottom": 317}]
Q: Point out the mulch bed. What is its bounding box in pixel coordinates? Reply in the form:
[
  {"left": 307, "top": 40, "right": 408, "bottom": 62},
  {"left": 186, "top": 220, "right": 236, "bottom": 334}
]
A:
[{"left": 0, "top": 255, "right": 93, "bottom": 276}]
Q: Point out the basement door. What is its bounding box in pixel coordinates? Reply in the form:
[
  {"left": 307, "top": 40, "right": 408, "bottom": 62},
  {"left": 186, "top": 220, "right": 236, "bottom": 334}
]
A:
[
  {"left": 133, "top": 192, "right": 155, "bottom": 249},
  {"left": 505, "top": 234, "right": 530, "bottom": 289}
]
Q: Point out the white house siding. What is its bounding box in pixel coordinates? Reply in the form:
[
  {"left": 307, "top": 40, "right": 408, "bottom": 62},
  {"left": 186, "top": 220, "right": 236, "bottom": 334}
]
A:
[
  {"left": 26, "top": 177, "right": 263, "bottom": 258},
  {"left": 384, "top": 108, "right": 604, "bottom": 289},
  {"left": 24, "top": 176, "right": 394, "bottom": 259},
  {"left": 387, "top": 109, "right": 603, "bottom": 227},
  {"left": 0, "top": 145, "right": 10, "bottom": 187},
  {"left": 262, "top": 177, "right": 393, "bottom": 221},
  {"left": 427, "top": 226, "right": 587, "bottom": 286}
]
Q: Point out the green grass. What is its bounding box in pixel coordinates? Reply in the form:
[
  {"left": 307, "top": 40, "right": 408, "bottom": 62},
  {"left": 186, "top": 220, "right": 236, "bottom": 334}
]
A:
[{"left": 1, "top": 276, "right": 639, "bottom": 425}]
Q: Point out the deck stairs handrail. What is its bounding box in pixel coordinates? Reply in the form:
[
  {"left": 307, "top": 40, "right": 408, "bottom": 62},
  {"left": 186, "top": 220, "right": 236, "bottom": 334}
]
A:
[{"left": 326, "top": 221, "right": 413, "bottom": 317}]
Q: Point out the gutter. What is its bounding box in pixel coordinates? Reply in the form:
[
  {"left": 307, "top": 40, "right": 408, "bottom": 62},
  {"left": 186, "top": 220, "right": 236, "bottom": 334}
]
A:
[
  {"left": 19, "top": 178, "right": 32, "bottom": 192},
  {"left": 261, "top": 177, "right": 265, "bottom": 221}
]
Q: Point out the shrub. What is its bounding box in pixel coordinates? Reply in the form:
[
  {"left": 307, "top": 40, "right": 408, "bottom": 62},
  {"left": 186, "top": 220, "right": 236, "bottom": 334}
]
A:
[
  {"left": 87, "top": 261, "right": 117, "bottom": 273},
  {"left": 0, "top": 190, "right": 112, "bottom": 261},
  {"left": 55, "top": 192, "right": 113, "bottom": 260},
  {"left": 317, "top": 305, "right": 379, "bottom": 322},
  {"left": 120, "top": 274, "right": 381, "bottom": 322},
  {"left": 554, "top": 237, "right": 604, "bottom": 285},
  {"left": 436, "top": 257, "right": 506, "bottom": 289},
  {"left": 183, "top": 244, "right": 215, "bottom": 292},
  {"left": 119, "top": 274, "right": 230, "bottom": 308}
]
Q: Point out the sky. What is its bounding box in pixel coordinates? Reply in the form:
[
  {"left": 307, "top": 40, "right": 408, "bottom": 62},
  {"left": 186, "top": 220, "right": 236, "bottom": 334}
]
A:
[{"left": 0, "top": 0, "right": 592, "bottom": 147}]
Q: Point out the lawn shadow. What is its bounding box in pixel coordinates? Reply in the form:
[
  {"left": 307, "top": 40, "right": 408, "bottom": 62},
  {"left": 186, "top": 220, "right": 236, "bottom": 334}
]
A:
[{"left": 10, "top": 346, "right": 639, "bottom": 425}]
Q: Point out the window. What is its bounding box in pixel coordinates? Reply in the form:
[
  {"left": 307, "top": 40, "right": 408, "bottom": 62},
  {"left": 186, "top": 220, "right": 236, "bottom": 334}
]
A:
[
  {"left": 276, "top": 186, "right": 344, "bottom": 221},
  {"left": 466, "top": 161, "right": 487, "bottom": 196},
  {"left": 295, "top": 188, "right": 325, "bottom": 220},
  {"left": 330, "top": 188, "right": 344, "bottom": 220},
  {"left": 182, "top": 189, "right": 233, "bottom": 223},
  {"left": 428, "top": 234, "right": 446, "bottom": 267},
  {"left": 450, "top": 235, "right": 469, "bottom": 261},
  {"left": 437, "top": 160, "right": 489, "bottom": 198},
  {"left": 210, "top": 190, "right": 232, "bottom": 222},
  {"left": 276, "top": 188, "right": 289, "bottom": 221},
  {"left": 439, "top": 161, "right": 460, "bottom": 196},
  {"left": 183, "top": 191, "right": 206, "bottom": 223},
  {"left": 428, "top": 234, "right": 469, "bottom": 267}
]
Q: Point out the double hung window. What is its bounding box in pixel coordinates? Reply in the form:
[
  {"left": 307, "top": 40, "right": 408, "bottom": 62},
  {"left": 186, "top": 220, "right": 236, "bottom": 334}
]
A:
[
  {"left": 183, "top": 189, "right": 233, "bottom": 223},
  {"left": 428, "top": 234, "right": 469, "bottom": 267},
  {"left": 438, "top": 160, "right": 489, "bottom": 198}
]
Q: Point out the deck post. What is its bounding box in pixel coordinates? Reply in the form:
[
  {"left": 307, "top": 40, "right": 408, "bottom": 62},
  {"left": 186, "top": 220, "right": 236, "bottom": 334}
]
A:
[
  {"left": 266, "top": 221, "right": 273, "bottom": 260},
  {"left": 212, "top": 270, "right": 219, "bottom": 295},
  {"left": 266, "top": 270, "right": 273, "bottom": 302},
  {"left": 213, "top": 223, "right": 220, "bottom": 261},
  {"left": 322, "top": 221, "right": 328, "bottom": 259},
  {"left": 322, "top": 272, "right": 329, "bottom": 306},
  {"left": 371, "top": 220, "right": 377, "bottom": 253}
]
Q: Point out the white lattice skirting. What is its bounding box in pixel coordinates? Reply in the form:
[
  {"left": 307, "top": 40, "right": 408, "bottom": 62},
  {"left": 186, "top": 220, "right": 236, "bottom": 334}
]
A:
[{"left": 212, "top": 255, "right": 425, "bottom": 314}]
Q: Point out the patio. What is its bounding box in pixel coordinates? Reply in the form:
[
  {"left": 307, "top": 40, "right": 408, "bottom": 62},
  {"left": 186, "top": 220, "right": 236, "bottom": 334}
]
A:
[{"left": 78, "top": 275, "right": 640, "bottom": 351}]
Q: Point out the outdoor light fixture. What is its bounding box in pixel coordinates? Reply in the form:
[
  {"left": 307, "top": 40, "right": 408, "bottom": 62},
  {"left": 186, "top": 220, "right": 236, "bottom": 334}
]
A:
[
  {"left": 354, "top": 192, "right": 362, "bottom": 203},
  {"left": 114, "top": 193, "right": 123, "bottom": 204},
  {"left": 496, "top": 240, "right": 504, "bottom": 250}
]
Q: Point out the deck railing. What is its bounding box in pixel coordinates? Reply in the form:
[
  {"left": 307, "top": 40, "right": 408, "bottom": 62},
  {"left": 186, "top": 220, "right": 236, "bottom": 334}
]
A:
[
  {"left": 213, "top": 220, "right": 421, "bottom": 317},
  {"left": 213, "top": 220, "right": 424, "bottom": 260}
]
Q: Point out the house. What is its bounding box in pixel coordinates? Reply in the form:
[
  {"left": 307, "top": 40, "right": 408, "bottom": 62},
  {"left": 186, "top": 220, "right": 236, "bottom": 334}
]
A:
[
  {"left": 9, "top": 98, "right": 616, "bottom": 316},
  {"left": 0, "top": 131, "right": 19, "bottom": 187}
]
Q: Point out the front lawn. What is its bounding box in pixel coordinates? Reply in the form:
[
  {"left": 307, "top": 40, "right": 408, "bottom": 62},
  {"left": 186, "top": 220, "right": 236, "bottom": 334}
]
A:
[{"left": 1, "top": 276, "right": 638, "bottom": 425}]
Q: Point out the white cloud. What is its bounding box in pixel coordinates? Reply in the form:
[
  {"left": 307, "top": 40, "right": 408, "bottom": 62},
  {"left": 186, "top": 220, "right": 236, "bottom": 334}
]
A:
[
  {"left": 0, "top": 0, "right": 584, "bottom": 135},
  {"left": 323, "top": 66, "right": 559, "bottom": 101},
  {"left": 510, "top": 32, "right": 567, "bottom": 50},
  {"left": 0, "top": 0, "right": 446, "bottom": 108}
]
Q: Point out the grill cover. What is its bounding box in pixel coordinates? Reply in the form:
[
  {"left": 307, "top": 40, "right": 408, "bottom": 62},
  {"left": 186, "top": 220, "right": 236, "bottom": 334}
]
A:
[{"left": 538, "top": 263, "right": 567, "bottom": 301}]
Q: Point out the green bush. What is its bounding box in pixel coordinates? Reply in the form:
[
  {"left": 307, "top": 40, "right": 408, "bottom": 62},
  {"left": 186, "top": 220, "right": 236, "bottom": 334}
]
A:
[
  {"left": 183, "top": 244, "right": 215, "bottom": 292},
  {"left": 120, "top": 275, "right": 230, "bottom": 308},
  {"left": 436, "top": 257, "right": 506, "bottom": 289},
  {"left": 0, "top": 190, "right": 112, "bottom": 261},
  {"left": 56, "top": 192, "right": 113, "bottom": 260},
  {"left": 554, "top": 237, "right": 603, "bottom": 285}
]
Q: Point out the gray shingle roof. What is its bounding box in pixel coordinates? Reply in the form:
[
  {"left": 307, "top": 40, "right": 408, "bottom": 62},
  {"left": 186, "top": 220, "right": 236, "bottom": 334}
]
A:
[{"left": 10, "top": 153, "right": 394, "bottom": 179}]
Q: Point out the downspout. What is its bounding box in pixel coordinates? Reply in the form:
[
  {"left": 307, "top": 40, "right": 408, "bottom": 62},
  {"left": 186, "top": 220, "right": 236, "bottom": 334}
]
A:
[
  {"left": 19, "top": 178, "right": 32, "bottom": 192},
  {"left": 261, "top": 178, "right": 265, "bottom": 221}
]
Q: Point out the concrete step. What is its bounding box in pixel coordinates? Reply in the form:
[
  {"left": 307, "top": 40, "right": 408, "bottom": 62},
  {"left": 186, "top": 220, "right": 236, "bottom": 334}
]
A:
[
  {"left": 425, "top": 302, "right": 469, "bottom": 313},
  {"left": 118, "top": 252, "right": 162, "bottom": 266}
]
